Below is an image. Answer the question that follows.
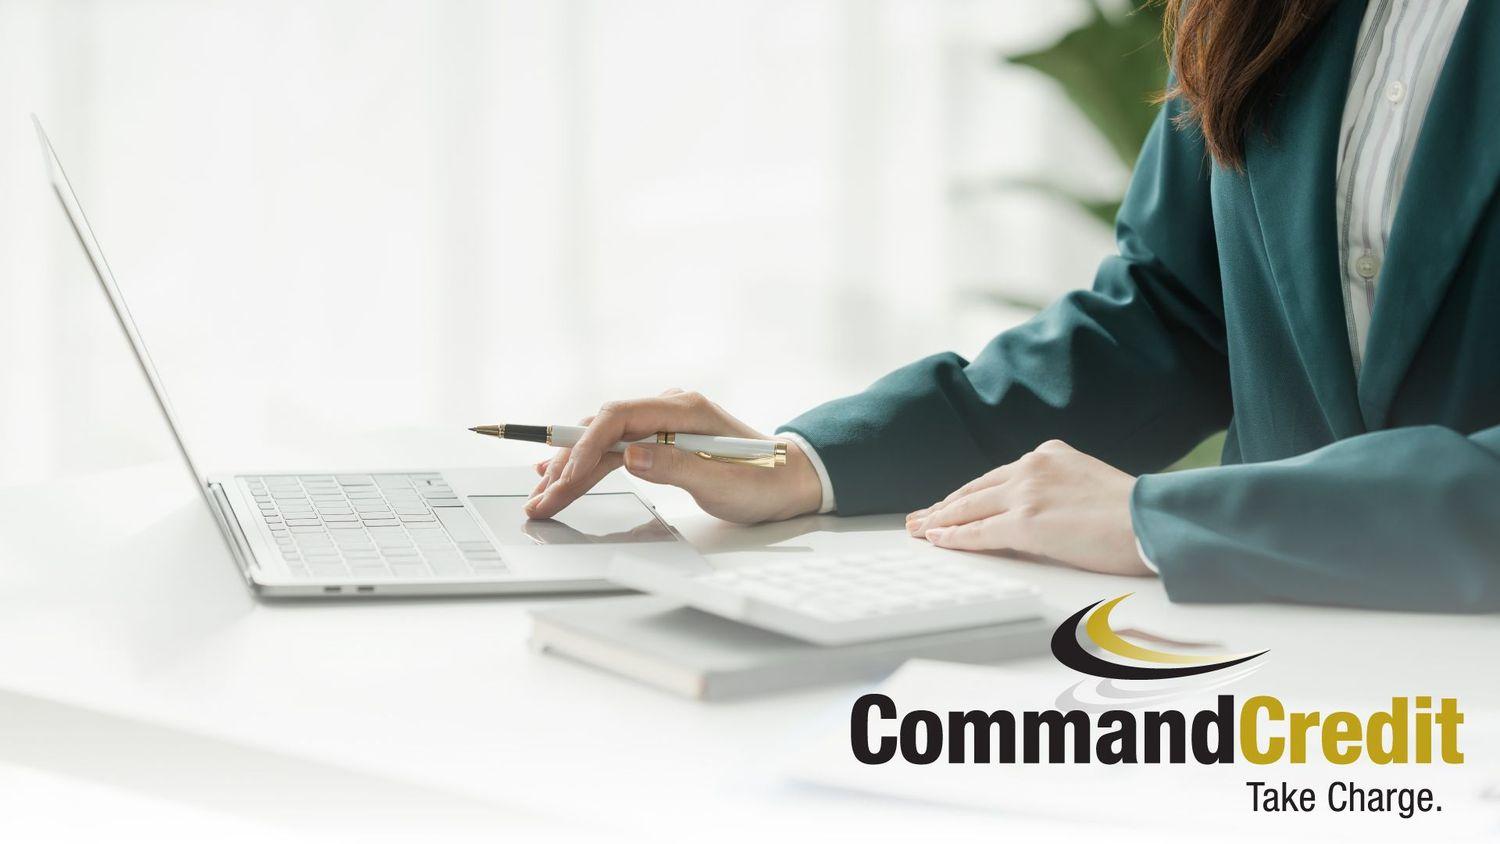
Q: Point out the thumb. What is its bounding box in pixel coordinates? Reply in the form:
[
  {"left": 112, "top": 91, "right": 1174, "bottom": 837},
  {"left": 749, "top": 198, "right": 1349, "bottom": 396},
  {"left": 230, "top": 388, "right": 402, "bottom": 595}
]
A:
[{"left": 623, "top": 443, "right": 717, "bottom": 491}]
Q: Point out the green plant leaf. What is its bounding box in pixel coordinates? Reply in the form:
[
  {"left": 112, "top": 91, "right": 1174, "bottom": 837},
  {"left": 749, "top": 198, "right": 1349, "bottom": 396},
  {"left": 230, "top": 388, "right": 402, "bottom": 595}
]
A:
[
  {"left": 1164, "top": 430, "right": 1226, "bottom": 471},
  {"left": 1003, "top": 2, "right": 1167, "bottom": 167}
]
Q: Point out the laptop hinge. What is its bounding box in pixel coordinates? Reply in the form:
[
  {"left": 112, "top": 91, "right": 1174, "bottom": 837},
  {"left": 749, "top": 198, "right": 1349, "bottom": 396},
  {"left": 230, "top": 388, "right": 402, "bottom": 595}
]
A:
[{"left": 208, "top": 481, "right": 261, "bottom": 578}]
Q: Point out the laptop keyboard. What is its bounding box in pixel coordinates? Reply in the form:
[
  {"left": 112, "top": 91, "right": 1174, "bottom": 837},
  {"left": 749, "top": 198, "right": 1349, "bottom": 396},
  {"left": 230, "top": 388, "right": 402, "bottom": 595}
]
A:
[{"left": 243, "top": 473, "right": 506, "bottom": 580}]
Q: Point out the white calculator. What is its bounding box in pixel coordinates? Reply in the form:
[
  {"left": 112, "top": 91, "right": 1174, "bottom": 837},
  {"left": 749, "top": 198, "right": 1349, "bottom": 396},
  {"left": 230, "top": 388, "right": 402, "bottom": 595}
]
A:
[{"left": 607, "top": 548, "right": 1042, "bottom": 646}]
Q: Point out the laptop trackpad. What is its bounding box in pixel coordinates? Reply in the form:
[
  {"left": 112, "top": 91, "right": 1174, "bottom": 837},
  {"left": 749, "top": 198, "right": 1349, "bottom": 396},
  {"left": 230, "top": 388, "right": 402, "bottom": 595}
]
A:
[
  {"left": 466, "top": 492, "right": 686, "bottom": 579},
  {"left": 468, "top": 493, "right": 673, "bottom": 546}
]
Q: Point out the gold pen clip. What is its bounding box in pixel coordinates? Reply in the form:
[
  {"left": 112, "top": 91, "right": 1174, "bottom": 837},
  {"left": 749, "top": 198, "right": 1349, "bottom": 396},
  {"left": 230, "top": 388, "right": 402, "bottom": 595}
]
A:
[
  {"left": 692, "top": 442, "right": 787, "bottom": 468},
  {"left": 656, "top": 433, "right": 786, "bottom": 468}
]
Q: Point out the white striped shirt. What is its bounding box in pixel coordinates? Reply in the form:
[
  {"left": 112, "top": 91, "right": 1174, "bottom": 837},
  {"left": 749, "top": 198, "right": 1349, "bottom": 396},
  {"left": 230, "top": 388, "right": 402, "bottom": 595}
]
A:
[{"left": 1335, "top": 0, "right": 1469, "bottom": 375}]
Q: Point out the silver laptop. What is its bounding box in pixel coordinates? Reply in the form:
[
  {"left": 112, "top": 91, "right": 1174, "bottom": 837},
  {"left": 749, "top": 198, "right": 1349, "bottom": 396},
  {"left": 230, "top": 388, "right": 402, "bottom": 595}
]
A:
[{"left": 34, "top": 116, "right": 707, "bottom": 598}]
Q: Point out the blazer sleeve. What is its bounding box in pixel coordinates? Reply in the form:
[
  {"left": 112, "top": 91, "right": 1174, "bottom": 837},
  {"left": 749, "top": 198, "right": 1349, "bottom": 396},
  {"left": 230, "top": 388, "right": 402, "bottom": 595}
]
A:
[
  {"left": 1135, "top": 423, "right": 1500, "bottom": 612},
  {"left": 777, "top": 96, "right": 1233, "bottom": 515}
]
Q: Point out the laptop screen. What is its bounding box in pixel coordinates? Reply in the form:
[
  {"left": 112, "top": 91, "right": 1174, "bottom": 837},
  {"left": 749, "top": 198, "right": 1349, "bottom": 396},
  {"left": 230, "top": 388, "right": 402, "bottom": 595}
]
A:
[{"left": 32, "top": 115, "right": 212, "bottom": 490}]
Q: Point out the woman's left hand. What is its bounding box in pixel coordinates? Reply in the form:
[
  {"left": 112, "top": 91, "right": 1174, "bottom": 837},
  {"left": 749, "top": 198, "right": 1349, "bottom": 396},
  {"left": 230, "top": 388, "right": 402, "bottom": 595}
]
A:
[{"left": 906, "top": 439, "right": 1152, "bottom": 577}]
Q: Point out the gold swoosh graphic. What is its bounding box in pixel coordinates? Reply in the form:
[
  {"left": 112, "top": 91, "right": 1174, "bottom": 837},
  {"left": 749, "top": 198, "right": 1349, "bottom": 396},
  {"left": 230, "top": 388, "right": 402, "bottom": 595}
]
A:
[{"left": 1084, "top": 594, "right": 1235, "bottom": 666}]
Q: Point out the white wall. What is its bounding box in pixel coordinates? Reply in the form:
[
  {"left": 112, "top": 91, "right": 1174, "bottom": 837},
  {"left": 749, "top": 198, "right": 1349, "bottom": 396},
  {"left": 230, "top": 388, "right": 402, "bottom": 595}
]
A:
[{"left": 0, "top": 0, "right": 1125, "bottom": 486}]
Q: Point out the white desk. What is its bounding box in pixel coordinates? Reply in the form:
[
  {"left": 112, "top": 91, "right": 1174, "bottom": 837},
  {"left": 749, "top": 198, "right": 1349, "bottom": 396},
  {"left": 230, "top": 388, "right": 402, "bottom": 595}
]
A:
[{"left": 2, "top": 433, "right": 1497, "bottom": 840}]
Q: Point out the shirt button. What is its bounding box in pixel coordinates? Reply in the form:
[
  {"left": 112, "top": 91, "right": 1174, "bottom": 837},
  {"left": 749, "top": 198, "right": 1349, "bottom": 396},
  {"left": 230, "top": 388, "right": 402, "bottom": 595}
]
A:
[
  {"left": 1354, "top": 253, "right": 1381, "bottom": 279},
  {"left": 1386, "top": 80, "right": 1406, "bottom": 103}
]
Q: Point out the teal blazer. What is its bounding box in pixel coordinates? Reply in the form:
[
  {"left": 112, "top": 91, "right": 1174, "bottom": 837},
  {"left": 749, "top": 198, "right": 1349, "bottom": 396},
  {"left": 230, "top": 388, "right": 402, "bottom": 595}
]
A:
[{"left": 780, "top": 0, "right": 1500, "bottom": 612}]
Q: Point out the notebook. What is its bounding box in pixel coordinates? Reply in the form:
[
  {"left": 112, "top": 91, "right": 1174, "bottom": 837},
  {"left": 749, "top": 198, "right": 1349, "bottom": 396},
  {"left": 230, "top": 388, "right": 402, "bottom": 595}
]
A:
[{"left": 528, "top": 595, "right": 1052, "bottom": 700}]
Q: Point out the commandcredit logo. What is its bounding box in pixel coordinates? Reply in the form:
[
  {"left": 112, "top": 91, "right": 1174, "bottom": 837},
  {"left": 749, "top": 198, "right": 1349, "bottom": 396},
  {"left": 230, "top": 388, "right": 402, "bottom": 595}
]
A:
[
  {"left": 1051, "top": 592, "right": 1267, "bottom": 680},
  {"left": 851, "top": 592, "right": 1464, "bottom": 823}
]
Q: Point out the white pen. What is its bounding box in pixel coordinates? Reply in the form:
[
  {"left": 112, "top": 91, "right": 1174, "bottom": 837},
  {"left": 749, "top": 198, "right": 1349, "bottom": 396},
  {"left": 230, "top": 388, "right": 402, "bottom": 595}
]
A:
[{"left": 467, "top": 423, "right": 787, "bottom": 468}]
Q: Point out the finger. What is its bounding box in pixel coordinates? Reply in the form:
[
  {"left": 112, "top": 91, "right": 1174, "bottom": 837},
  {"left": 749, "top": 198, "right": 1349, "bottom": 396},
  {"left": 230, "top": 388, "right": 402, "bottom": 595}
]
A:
[
  {"left": 920, "top": 485, "right": 1010, "bottom": 533},
  {"left": 559, "top": 395, "right": 720, "bottom": 487},
  {"left": 534, "top": 453, "right": 566, "bottom": 491},
  {"left": 526, "top": 452, "right": 625, "bottom": 519},
  {"left": 546, "top": 448, "right": 571, "bottom": 483},
  {"left": 938, "top": 462, "right": 1017, "bottom": 507},
  {"left": 924, "top": 513, "right": 1021, "bottom": 552},
  {"left": 622, "top": 443, "right": 736, "bottom": 497},
  {"left": 535, "top": 414, "right": 595, "bottom": 481},
  {"left": 537, "top": 449, "right": 574, "bottom": 499},
  {"left": 535, "top": 448, "right": 571, "bottom": 494}
]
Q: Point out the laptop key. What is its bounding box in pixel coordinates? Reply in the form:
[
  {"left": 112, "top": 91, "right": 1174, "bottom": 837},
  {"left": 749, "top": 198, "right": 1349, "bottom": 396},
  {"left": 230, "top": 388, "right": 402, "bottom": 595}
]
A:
[
  {"left": 428, "top": 557, "right": 470, "bottom": 576},
  {"left": 367, "top": 530, "right": 412, "bottom": 546},
  {"left": 433, "top": 507, "right": 489, "bottom": 543}
]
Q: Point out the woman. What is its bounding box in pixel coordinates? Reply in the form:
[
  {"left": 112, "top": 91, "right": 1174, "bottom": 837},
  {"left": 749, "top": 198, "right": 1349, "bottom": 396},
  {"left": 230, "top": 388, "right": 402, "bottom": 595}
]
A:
[{"left": 526, "top": 0, "right": 1500, "bottom": 612}]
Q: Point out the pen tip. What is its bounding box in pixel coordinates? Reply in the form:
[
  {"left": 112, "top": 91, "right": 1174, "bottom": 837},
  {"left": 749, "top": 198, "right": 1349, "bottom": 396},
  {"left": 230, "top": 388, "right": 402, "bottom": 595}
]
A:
[
  {"left": 468, "top": 427, "right": 481, "bottom": 433},
  {"left": 469, "top": 424, "right": 503, "bottom": 438}
]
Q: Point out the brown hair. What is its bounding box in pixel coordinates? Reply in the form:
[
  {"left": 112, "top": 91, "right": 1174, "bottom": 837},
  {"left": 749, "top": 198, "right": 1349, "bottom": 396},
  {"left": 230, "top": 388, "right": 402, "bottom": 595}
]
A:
[{"left": 1163, "top": 0, "right": 1338, "bottom": 169}]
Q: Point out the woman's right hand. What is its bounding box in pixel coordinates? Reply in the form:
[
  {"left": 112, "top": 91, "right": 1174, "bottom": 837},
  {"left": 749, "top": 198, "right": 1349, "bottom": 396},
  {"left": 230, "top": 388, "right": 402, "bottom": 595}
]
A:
[{"left": 522, "top": 389, "right": 825, "bottom": 525}]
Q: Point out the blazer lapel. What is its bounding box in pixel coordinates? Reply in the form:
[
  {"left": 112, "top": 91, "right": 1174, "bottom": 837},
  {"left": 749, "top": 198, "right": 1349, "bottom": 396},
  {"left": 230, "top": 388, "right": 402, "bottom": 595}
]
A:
[
  {"left": 1358, "top": 0, "right": 1500, "bottom": 429},
  {"left": 1244, "top": 0, "right": 1367, "bottom": 439}
]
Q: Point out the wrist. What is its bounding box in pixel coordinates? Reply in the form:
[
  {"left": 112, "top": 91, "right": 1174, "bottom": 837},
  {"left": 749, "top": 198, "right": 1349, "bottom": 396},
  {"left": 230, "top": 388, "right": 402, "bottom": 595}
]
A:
[
  {"left": 775, "top": 438, "right": 825, "bottom": 521},
  {"left": 1128, "top": 476, "right": 1158, "bottom": 576}
]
